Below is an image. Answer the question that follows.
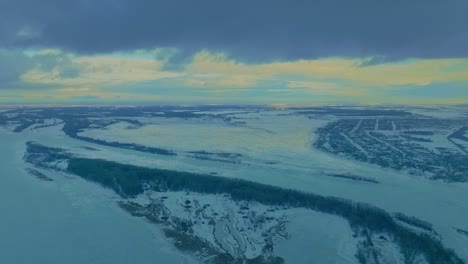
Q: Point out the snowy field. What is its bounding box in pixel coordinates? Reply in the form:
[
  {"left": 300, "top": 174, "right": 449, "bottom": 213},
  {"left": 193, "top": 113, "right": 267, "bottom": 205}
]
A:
[
  {"left": 1, "top": 105, "right": 468, "bottom": 263},
  {"left": 125, "top": 190, "right": 361, "bottom": 263},
  {"left": 79, "top": 113, "right": 317, "bottom": 157}
]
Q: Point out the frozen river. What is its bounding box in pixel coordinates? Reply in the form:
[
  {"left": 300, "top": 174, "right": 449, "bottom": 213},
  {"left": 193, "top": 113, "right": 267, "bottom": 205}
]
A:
[
  {"left": 0, "top": 130, "right": 193, "bottom": 264},
  {"left": 76, "top": 116, "right": 468, "bottom": 262},
  {"left": 2, "top": 109, "right": 468, "bottom": 263}
]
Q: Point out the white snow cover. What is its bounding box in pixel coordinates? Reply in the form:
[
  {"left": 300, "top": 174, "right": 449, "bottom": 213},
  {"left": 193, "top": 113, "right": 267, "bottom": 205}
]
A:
[
  {"left": 275, "top": 209, "right": 359, "bottom": 264},
  {"left": 127, "top": 190, "right": 363, "bottom": 263},
  {"left": 9, "top": 106, "right": 468, "bottom": 263}
]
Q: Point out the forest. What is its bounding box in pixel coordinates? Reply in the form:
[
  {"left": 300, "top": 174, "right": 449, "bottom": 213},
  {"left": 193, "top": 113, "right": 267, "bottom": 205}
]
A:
[{"left": 67, "top": 158, "right": 463, "bottom": 264}]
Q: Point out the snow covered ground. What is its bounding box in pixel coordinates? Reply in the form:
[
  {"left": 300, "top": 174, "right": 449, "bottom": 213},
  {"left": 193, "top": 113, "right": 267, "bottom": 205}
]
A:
[
  {"left": 123, "top": 190, "right": 361, "bottom": 263},
  {"left": 275, "top": 209, "right": 359, "bottom": 264},
  {"left": 403, "top": 106, "right": 468, "bottom": 119},
  {"left": 2, "top": 106, "right": 468, "bottom": 263},
  {"left": 79, "top": 113, "right": 315, "bottom": 158},
  {"left": 75, "top": 113, "right": 468, "bottom": 262}
]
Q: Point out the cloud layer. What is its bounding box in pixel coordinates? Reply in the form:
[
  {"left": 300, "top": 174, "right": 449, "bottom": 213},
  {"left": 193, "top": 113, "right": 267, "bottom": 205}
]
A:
[
  {"left": 0, "top": 1, "right": 467, "bottom": 104},
  {"left": 2, "top": 0, "right": 468, "bottom": 61},
  {"left": 0, "top": 48, "right": 464, "bottom": 104}
]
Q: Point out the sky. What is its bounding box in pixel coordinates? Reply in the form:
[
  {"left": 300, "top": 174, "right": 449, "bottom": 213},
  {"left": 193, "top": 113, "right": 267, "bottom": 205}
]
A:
[{"left": 0, "top": 0, "right": 467, "bottom": 105}]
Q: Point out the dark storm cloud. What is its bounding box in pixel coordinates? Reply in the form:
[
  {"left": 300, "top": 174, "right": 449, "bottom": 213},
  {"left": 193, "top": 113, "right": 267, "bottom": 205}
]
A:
[{"left": 1, "top": 0, "right": 468, "bottom": 61}]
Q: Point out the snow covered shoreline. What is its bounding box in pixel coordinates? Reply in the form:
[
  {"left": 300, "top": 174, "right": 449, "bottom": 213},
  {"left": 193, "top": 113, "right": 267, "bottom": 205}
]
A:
[{"left": 2, "top": 105, "right": 468, "bottom": 263}]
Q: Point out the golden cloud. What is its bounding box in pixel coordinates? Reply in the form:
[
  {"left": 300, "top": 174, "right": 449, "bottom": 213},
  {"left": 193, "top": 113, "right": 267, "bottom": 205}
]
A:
[
  {"left": 184, "top": 51, "right": 468, "bottom": 89},
  {"left": 18, "top": 49, "right": 468, "bottom": 101}
]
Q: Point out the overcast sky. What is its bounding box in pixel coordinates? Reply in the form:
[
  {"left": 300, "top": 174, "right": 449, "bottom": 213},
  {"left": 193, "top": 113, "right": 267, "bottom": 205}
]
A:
[{"left": 1, "top": 0, "right": 467, "bottom": 105}]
